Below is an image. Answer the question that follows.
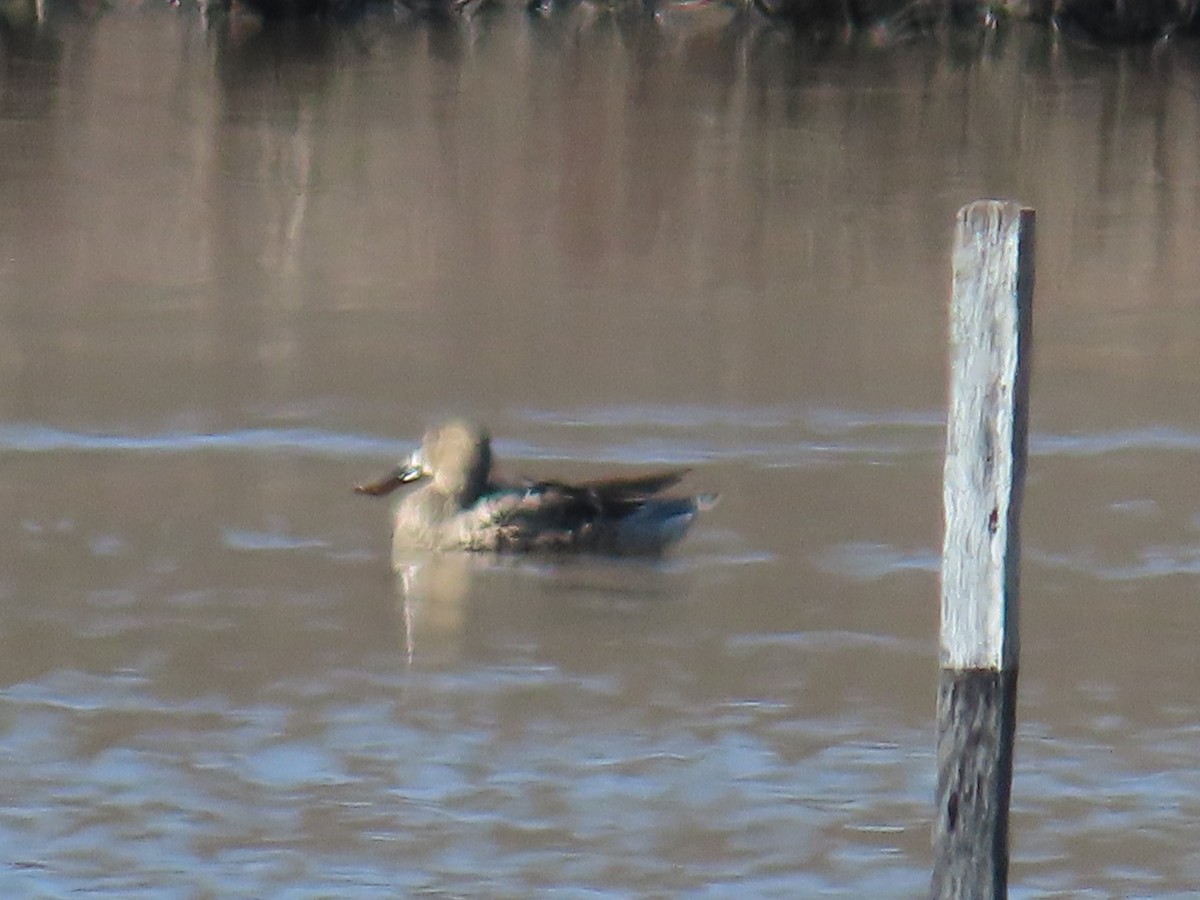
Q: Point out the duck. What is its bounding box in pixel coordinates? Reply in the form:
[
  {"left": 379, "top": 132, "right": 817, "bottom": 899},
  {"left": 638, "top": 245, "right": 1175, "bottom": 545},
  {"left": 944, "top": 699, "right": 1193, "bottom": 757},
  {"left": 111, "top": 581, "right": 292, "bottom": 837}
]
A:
[{"left": 354, "top": 420, "right": 715, "bottom": 561}]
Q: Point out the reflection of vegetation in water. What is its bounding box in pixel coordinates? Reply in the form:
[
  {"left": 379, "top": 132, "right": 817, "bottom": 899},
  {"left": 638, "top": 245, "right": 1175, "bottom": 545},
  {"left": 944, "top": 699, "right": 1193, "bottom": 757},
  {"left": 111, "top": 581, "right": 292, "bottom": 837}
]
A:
[
  {"left": 0, "top": 0, "right": 41, "bottom": 30},
  {"left": 0, "top": 0, "right": 61, "bottom": 123}
]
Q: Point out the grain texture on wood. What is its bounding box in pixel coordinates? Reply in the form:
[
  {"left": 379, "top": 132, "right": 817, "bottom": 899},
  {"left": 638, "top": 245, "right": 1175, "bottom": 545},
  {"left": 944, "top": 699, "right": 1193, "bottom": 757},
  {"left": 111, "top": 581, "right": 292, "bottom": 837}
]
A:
[
  {"left": 934, "top": 200, "right": 1034, "bottom": 899},
  {"left": 932, "top": 669, "right": 1018, "bottom": 900},
  {"left": 940, "top": 200, "right": 1034, "bottom": 673}
]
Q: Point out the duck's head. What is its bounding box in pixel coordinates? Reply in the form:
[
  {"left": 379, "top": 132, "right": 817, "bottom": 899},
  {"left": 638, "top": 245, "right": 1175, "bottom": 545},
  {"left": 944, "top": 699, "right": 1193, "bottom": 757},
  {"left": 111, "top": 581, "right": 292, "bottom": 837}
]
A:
[{"left": 355, "top": 420, "right": 493, "bottom": 505}]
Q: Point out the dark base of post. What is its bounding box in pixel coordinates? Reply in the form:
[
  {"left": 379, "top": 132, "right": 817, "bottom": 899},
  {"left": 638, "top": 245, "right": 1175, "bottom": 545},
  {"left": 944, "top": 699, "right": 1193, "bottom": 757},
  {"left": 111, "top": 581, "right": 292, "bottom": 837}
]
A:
[{"left": 932, "top": 668, "right": 1018, "bottom": 900}]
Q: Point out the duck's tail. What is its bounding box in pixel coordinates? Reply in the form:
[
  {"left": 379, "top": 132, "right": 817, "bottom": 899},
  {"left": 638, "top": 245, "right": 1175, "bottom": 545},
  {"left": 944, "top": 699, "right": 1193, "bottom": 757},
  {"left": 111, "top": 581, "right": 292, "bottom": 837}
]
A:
[{"left": 610, "top": 493, "right": 717, "bottom": 555}]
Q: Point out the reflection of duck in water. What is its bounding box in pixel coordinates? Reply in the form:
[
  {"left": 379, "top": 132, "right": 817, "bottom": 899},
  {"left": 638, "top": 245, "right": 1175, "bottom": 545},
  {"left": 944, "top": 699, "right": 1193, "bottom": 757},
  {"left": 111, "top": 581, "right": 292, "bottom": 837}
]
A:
[
  {"left": 391, "top": 552, "right": 473, "bottom": 667},
  {"left": 355, "top": 420, "right": 716, "bottom": 567}
]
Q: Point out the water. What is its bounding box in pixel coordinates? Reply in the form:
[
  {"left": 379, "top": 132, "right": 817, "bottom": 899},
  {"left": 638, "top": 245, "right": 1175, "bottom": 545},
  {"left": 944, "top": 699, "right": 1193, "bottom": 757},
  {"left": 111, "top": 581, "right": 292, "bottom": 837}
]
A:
[{"left": 2, "top": 7, "right": 1200, "bottom": 894}]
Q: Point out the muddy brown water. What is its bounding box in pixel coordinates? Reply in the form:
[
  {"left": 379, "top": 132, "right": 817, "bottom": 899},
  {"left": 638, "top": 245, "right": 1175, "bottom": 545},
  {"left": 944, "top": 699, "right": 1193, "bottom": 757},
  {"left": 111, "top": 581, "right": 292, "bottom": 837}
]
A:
[{"left": 2, "top": 8, "right": 1199, "bottom": 894}]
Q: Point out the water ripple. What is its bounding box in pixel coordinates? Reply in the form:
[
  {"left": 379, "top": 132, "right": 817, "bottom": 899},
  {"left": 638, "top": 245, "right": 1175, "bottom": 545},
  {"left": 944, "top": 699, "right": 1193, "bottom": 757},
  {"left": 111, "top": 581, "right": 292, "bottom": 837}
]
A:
[
  {"left": 6, "top": 418, "right": 1200, "bottom": 467},
  {"left": 0, "top": 419, "right": 931, "bottom": 467},
  {"left": 817, "top": 542, "right": 939, "bottom": 581},
  {"left": 221, "top": 529, "right": 329, "bottom": 552},
  {"left": 1031, "top": 427, "right": 1200, "bottom": 457},
  {"left": 0, "top": 423, "right": 399, "bottom": 458},
  {"left": 1028, "top": 546, "right": 1200, "bottom": 581}
]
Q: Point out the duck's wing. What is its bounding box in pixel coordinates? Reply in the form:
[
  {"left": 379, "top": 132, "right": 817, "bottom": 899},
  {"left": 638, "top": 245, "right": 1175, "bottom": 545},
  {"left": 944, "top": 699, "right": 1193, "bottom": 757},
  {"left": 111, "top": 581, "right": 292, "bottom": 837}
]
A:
[
  {"left": 575, "top": 468, "right": 690, "bottom": 503},
  {"left": 510, "top": 468, "right": 691, "bottom": 519}
]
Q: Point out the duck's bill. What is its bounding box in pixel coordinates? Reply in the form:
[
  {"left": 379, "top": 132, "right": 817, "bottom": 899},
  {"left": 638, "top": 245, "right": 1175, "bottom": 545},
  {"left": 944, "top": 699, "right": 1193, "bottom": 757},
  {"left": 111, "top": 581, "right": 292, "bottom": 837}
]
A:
[{"left": 353, "top": 463, "right": 425, "bottom": 497}]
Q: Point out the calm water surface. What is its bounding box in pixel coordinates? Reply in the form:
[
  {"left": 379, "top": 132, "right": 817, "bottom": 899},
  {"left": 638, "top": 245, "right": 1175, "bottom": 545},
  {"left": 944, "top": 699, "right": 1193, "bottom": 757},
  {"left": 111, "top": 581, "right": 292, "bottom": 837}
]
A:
[{"left": 2, "top": 7, "right": 1200, "bottom": 895}]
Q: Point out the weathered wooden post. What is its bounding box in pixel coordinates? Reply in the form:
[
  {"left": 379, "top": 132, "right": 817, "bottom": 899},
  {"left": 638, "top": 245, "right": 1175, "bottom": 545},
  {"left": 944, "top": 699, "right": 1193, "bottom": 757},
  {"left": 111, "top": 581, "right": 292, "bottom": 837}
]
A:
[{"left": 933, "top": 200, "right": 1034, "bottom": 899}]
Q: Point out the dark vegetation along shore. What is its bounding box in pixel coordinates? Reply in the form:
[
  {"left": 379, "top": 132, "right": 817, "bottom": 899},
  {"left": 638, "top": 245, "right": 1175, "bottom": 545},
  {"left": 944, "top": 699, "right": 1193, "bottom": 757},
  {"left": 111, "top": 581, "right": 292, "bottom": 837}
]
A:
[
  {"left": 240, "top": 0, "right": 1200, "bottom": 42},
  {"left": 233, "top": 0, "right": 1200, "bottom": 42},
  {"left": 0, "top": 0, "right": 1197, "bottom": 43}
]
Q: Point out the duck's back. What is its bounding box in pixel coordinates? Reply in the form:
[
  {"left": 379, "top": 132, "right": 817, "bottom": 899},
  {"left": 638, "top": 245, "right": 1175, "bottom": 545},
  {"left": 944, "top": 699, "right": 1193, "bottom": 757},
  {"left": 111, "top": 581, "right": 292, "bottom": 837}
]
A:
[{"left": 490, "top": 469, "right": 707, "bottom": 555}]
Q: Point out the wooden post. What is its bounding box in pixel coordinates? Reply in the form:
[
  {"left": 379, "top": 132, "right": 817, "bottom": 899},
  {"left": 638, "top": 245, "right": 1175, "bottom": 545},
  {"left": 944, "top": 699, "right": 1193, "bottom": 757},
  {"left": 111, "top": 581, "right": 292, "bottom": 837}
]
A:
[{"left": 933, "top": 200, "right": 1034, "bottom": 900}]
